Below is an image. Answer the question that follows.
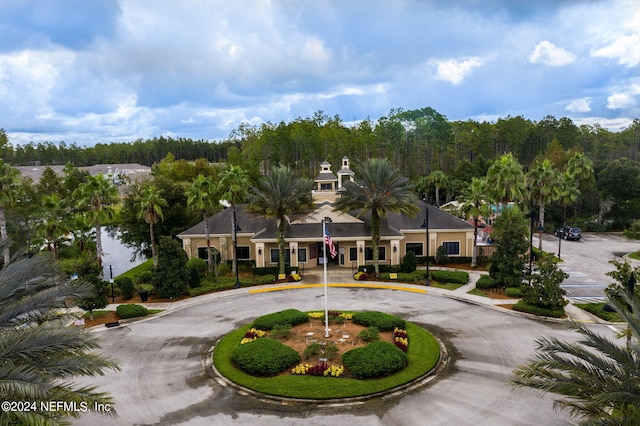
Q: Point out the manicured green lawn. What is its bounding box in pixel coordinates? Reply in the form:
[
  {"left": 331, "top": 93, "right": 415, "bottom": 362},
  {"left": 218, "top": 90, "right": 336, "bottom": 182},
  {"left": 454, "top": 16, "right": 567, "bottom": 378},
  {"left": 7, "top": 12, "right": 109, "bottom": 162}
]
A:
[
  {"left": 430, "top": 282, "right": 463, "bottom": 291},
  {"left": 467, "top": 288, "right": 489, "bottom": 297},
  {"left": 628, "top": 251, "right": 640, "bottom": 261},
  {"left": 575, "top": 302, "right": 623, "bottom": 322},
  {"left": 213, "top": 320, "right": 440, "bottom": 399}
]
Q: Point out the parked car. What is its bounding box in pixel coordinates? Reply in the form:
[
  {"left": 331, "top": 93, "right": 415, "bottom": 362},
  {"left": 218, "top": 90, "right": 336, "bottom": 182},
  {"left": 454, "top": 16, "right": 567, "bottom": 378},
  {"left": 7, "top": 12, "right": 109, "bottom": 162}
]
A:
[{"left": 554, "top": 226, "right": 582, "bottom": 240}]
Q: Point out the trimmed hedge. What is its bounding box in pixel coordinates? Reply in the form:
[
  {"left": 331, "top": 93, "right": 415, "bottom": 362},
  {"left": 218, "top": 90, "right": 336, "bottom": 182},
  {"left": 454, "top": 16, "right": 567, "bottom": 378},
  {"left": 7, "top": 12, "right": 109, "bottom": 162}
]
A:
[
  {"left": 379, "top": 271, "right": 426, "bottom": 283},
  {"left": 342, "top": 341, "right": 408, "bottom": 379},
  {"left": 351, "top": 311, "right": 405, "bottom": 331},
  {"left": 430, "top": 270, "right": 469, "bottom": 284},
  {"left": 116, "top": 304, "right": 149, "bottom": 319},
  {"left": 253, "top": 309, "right": 309, "bottom": 330},
  {"left": 505, "top": 287, "right": 523, "bottom": 298},
  {"left": 118, "top": 277, "right": 135, "bottom": 300},
  {"left": 476, "top": 275, "right": 501, "bottom": 289},
  {"left": 513, "top": 300, "right": 566, "bottom": 318},
  {"left": 231, "top": 338, "right": 300, "bottom": 376}
]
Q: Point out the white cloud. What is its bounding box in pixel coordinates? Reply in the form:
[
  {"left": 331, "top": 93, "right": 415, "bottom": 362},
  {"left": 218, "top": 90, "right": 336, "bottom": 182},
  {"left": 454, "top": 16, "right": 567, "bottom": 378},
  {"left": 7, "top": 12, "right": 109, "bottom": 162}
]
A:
[
  {"left": 566, "top": 98, "right": 591, "bottom": 113},
  {"left": 606, "top": 84, "right": 640, "bottom": 109},
  {"left": 435, "top": 58, "right": 483, "bottom": 85},
  {"left": 590, "top": 4, "right": 640, "bottom": 67},
  {"left": 592, "top": 34, "right": 640, "bottom": 67},
  {"left": 528, "top": 41, "right": 576, "bottom": 66}
]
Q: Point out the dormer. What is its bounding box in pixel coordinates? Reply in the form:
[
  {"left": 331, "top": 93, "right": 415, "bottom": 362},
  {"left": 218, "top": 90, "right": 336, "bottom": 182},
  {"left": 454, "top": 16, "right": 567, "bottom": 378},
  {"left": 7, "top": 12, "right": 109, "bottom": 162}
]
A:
[
  {"left": 337, "top": 156, "right": 355, "bottom": 189},
  {"left": 314, "top": 160, "right": 338, "bottom": 192}
]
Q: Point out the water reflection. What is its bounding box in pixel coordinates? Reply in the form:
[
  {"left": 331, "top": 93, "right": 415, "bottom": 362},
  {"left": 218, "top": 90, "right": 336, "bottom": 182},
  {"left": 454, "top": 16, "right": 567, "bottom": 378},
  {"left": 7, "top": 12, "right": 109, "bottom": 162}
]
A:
[{"left": 101, "top": 229, "right": 146, "bottom": 279}]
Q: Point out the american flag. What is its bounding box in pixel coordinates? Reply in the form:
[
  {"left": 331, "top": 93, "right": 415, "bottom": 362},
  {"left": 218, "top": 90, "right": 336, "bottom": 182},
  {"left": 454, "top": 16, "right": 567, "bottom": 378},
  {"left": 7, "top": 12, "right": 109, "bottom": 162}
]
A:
[{"left": 324, "top": 228, "right": 337, "bottom": 258}]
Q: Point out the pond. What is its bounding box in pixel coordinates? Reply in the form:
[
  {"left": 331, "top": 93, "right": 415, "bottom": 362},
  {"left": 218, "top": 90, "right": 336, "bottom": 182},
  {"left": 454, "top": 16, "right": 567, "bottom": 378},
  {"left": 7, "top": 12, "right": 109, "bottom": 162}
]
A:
[{"left": 101, "top": 229, "right": 146, "bottom": 279}]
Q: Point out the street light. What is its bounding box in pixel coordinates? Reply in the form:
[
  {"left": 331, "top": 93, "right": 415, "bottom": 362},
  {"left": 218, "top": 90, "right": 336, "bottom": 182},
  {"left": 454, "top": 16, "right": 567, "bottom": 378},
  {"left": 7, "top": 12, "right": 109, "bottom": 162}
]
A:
[
  {"left": 557, "top": 227, "right": 562, "bottom": 260},
  {"left": 220, "top": 200, "right": 241, "bottom": 289},
  {"left": 422, "top": 202, "right": 430, "bottom": 286},
  {"left": 109, "top": 264, "right": 115, "bottom": 303}
]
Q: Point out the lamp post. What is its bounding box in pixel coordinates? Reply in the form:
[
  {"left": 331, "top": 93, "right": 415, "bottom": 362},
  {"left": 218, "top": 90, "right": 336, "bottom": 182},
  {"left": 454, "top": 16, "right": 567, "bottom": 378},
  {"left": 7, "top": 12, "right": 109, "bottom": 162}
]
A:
[
  {"left": 220, "top": 200, "right": 241, "bottom": 289},
  {"left": 422, "top": 202, "right": 430, "bottom": 286},
  {"left": 557, "top": 227, "right": 562, "bottom": 260},
  {"left": 109, "top": 265, "right": 115, "bottom": 303}
]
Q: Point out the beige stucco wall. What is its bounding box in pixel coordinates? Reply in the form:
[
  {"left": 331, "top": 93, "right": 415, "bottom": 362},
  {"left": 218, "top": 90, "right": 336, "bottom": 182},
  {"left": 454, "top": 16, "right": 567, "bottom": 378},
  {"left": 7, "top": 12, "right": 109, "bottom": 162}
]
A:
[{"left": 179, "top": 229, "right": 475, "bottom": 269}]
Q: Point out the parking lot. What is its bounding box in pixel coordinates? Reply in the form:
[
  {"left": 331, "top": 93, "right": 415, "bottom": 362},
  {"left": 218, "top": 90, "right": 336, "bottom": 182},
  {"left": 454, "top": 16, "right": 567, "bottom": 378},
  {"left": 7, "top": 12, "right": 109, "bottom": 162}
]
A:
[{"left": 536, "top": 232, "right": 640, "bottom": 302}]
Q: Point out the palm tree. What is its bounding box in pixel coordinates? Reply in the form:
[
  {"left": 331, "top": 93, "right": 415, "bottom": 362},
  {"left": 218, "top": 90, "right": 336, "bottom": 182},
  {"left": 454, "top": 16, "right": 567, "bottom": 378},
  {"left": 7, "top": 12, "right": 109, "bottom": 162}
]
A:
[
  {"left": 35, "top": 194, "right": 72, "bottom": 261},
  {"left": 486, "top": 153, "right": 525, "bottom": 211},
  {"left": 333, "top": 158, "right": 419, "bottom": 275},
  {"left": 246, "top": 166, "right": 314, "bottom": 275},
  {"left": 526, "top": 159, "right": 563, "bottom": 252},
  {"left": 0, "top": 247, "right": 119, "bottom": 424},
  {"left": 426, "top": 170, "right": 448, "bottom": 207},
  {"left": 557, "top": 172, "right": 580, "bottom": 226},
  {"left": 0, "top": 160, "right": 21, "bottom": 264},
  {"left": 512, "top": 290, "right": 640, "bottom": 424},
  {"left": 458, "top": 177, "right": 491, "bottom": 267},
  {"left": 136, "top": 184, "right": 168, "bottom": 268},
  {"left": 218, "top": 165, "right": 250, "bottom": 276},
  {"left": 186, "top": 175, "right": 219, "bottom": 275},
  {"left": 73, "top": 174, "right": 119, "bottom": 276}
]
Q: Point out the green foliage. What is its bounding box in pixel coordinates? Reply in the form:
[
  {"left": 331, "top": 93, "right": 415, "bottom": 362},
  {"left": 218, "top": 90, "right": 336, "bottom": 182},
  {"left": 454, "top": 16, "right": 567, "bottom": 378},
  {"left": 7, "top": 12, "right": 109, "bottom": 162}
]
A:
[
  {"left": 605, "top": 259, "right": 640, "bottom": 299},
  {"left": 76, "top": 260, "right": 109, "bottom": 313},
  {"left": 491, "top": 207, "right": 529, "bottom": 288},
  {"left": 231, "top": 338, "right": 300, "bottom": 376},
  {"left": 522, "top": 257, "right": 568, "bottom": 309},
  {"left": 342, "top": 341, "right": 408, "bottom": 379},
  {"left": 186, "top": 257, "right": 208, "bottom": 275},
  {"left": 430, "top": 270, "right": 469, "bottom": 284},
  {"left": 117, "top": 276, "right": 135, "bottom": 300},
  {"left": 136, "top": 270, "right": 153, "bottom": 284},
  {"left": 505, "top": 287, "right": 523, "bottom": 298},
  {"left": 401, "top": 251, "right": 417, "bottom": 273},
  {"left": 116, "top": 304, "right": 149, "bottom": 319},
  {"left": 253, "top": 309, "right": 309, "bottom": 331},
  {"left": 435, "top": 245, "right": 449, "bottom": 265},
  {"left": 575, "top": 303, "right": 623, "bottom": 322},
  {"left": 379, "top": 270, "right": 426, "bottom": 282},
  {"left": 0, "top": 250, "right": 119, "bottom": 425},
  {"left": 623, "top": 219, "right": 640, "bottom": 240},
  {"left": 358, "top": 326, "right": 380, "bottom": 342},
  {"left": 303, "top": 343, "right": 339, "bottom": 361},
  {"left": 351, "top": 311, "right": 405, "bottom": 331},
  {"left": 269, "top": 324, "right": 291, "bottom": 339},
  {"left": 152, "top": 236, "right": 189, "bottom": 298},
  {"left": 476, "top": 274, "right": 501, "bottom": 289},
  {"left": 512, "top": 300, "right": 566, "bottom": 318}
]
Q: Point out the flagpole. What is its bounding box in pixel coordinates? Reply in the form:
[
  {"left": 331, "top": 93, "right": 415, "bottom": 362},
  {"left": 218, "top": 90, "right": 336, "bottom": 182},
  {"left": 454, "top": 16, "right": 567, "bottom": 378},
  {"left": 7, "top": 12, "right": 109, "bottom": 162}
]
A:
[{"left": 322, "top": 219, "right": 329, "bottom": 338}]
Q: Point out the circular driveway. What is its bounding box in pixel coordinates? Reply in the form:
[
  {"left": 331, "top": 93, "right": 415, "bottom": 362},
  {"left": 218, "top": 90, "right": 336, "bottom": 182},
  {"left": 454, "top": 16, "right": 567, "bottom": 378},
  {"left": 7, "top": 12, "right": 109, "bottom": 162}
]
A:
[{"left": 72, "top": 286, "right": 590, "bottom": 426}]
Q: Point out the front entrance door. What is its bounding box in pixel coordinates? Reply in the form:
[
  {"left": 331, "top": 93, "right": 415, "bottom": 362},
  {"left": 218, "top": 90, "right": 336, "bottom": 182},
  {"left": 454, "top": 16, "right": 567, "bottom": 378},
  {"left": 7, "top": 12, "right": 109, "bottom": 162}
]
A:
[{"left": 316, "top": 241, "right": 339, "bottom": 265}]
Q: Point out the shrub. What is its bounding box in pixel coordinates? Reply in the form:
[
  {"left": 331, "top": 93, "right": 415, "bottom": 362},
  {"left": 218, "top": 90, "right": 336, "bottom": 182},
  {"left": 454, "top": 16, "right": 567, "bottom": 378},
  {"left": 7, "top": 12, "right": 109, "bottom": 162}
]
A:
[
  {"left": 253, "top": 309, "right": 309, "bottom": 330},
  {"left": 358, "top": 326, "right": 380, "bottom": 342},
  {"left": 401, "top": 251, "right": 417, "bottom": 273},
  {"left": 270, "top": 324, "right": 291, "bottom": 339},
  {"left": 118, "top": 277, "right": 135, "bottom": 300},
  {"left": 435, "top": 245, "right": 449, "bottom": 265},
  {"left": 505, "top": 287, "right": 523, "bottom": 298},
  {"left": 231, "top": 338, "right": 300, "bottom": 376},
  {"left": 254, "top": 274, "right": 276, "bottom": 284},
  {"left": 342, "top": 341, "right": 407, "bottom": 379},
  {"left": 476, "top": 274, "right": 500, "bottom": 289},
  {"left": 287, "top": 273, "right": 301, "bottom": 282},
  {"left": 136, "top": 270, "right": 153, "bottom": 284},
  {"left": 303, "top": 343, "right": 339, "bottom": 361},
  {"left": 513, "top": 300, "right": 566, "bottom": 318},
  {"left": 186, "top": 257, "right": 208, "bottom": 275},
  {"left": 430, "top": 270, "right": 469, "bottom": 284},
  {"left": 351, "top": 311, "right": 405, "bottom": 331},
  {"left": 116, "top": 304, "right": 149, "bottom": 319}
]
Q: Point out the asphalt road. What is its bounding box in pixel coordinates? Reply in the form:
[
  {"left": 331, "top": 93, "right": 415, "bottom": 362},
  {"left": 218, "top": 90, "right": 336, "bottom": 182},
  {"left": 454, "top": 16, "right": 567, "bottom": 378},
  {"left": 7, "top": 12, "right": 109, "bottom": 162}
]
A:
[
  {"left": 536, "top": 232, "right": 639, "bottom": 302},
  {"left": 72, "top": 286, "right": 590, "bottom": 426}
]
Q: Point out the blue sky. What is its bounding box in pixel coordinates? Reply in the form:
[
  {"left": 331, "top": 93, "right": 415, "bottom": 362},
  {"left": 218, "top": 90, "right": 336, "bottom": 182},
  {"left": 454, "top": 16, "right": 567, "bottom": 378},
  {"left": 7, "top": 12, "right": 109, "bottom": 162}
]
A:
[{"left": 1, "top": 0, "right": 639, "bottom": 146}]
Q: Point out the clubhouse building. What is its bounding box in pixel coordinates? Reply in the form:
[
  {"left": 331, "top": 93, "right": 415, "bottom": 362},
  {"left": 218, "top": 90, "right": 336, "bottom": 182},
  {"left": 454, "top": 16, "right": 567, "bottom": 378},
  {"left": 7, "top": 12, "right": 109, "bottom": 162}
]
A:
[{"left": 178, "top": 158, "right": 475, "bottom": 270}]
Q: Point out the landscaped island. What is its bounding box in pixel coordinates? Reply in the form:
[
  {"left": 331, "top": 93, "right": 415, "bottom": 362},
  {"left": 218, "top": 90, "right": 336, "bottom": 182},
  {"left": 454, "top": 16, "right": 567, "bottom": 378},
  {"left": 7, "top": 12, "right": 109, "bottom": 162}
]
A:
[{"left": 212, "top": 309, "right": 442, "bottom": 399}]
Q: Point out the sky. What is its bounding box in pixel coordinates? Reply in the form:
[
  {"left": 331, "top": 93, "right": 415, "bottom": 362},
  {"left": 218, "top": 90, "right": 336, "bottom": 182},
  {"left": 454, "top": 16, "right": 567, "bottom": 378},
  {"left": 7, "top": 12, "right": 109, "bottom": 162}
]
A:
[{"left": 1, "top": 0, "right": 639, "bottom": 147}]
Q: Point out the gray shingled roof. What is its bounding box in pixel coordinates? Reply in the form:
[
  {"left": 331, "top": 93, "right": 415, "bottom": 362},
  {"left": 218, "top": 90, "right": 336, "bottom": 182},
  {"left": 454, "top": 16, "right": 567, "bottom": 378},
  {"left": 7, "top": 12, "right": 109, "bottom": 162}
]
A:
[
  {"left": 177, "top": 201, "right": 472, "bottom": 241},
  {"left": 314, "top": 171, "right": 337, "bottom": 182}
]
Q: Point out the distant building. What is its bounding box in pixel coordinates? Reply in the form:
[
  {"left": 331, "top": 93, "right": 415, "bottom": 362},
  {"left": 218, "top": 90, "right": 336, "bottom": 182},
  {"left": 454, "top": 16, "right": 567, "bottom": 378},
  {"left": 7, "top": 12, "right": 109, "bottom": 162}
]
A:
[
  {"left": 16, "top": 163, "right": 152, "bottom": 185},
  {"left": 178, "top": 158, "right": 474, "bottom": 270}
]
